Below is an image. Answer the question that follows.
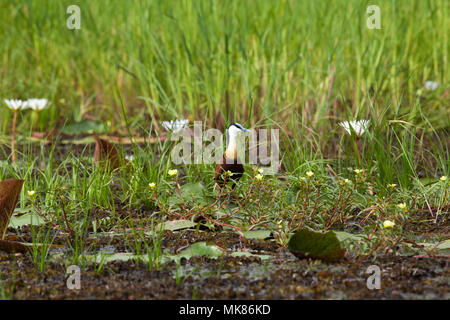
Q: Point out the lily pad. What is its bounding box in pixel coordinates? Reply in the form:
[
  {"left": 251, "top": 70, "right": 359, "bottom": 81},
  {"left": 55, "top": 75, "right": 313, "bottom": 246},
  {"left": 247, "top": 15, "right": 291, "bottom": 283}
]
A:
[
  {"left": 418, "top": 240, "right": 450, "bottom": 255},
  {"left": 288, "top": 228, "right": 345, "bottom": 262},
  {"left": 230, "top": 251, "right": 272, "bottom": 260},
  {"left": 175, "top": 241, "right": 224, "bottom": 261},
  {"left": 9, "top": 212, "right": 46, "bottom": 229},
  {"left": 62, "top": 121, "right": 106, "bottom": 135},
  {"left": 167, "top": 182, "right": 210, "bottom": 206},
  {"left": 241, "top": 230, "right": 272, "bottom": 240},
  {"left": 156, "top": 219, "right": 196, "bottom": 232},
  {"left": 334, "top": 231, "right": 367, "bottom": 242}
]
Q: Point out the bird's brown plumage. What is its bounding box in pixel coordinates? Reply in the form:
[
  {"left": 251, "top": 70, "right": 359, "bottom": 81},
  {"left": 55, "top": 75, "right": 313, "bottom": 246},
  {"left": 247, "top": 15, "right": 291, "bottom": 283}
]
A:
[{"left": 214, "top": 155, "right": 244, "bottom": 188}]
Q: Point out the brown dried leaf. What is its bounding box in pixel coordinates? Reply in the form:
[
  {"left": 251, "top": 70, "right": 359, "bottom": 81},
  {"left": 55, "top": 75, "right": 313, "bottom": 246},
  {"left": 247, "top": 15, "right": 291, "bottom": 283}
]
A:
[
  {"left": 0, "top": 239, "right": 63, "bottom": 253},
  {"left": 93, "top": 133, "right": 128, "bottom": 170},
  {"left": 0, "top": 179, "right": 24, "bottom": 239},
  {"left": 0, "top": 239, "right": 30, "bottom": 253}
]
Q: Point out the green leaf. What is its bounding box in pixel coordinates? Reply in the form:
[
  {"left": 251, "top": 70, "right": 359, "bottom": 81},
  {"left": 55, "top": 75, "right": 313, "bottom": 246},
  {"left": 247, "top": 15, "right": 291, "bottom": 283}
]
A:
[
  {"left": 155, "top": 219, "right": 196, "bottom": 232},
  {"left": 334, "top": 231, "right": 367, "bottom": 242},
  {"left": 241, "top": 230, "right": 272, "bottom": 240},
  {"left": 167, "top": 182, "right": 210, "bottom": 206},
  {"left": 230, "top": 251, "right": 272, "bottom": 260},
  {"left": 418, "top": 240, "right": 450, "bottom": 254},
  {"left": 62, "top": 121, "right": 106, "bottom": 135},
  {"left": 175, "top": 241, "right": 224, "bottom": 261},
  {"left": 288, "top": 228, "right": 345, "bottom": 262},
  {"left": 9, "top": 212, "right": 45, "bottom": 228}
]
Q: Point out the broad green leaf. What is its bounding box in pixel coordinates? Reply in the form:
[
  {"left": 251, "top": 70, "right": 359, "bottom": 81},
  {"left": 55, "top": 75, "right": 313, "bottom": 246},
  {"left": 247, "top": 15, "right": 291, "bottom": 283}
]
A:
[
  {"left": 175, "top": 241, "right": 224, "bottom": 261},
  {"left": 242, "top": 230, "right": 272, "bottom": 240},
  {"left": 62, "top": 121, "right": 106, "bottom": 135},
  {"left": 9, "top": 212, "right": 45, "bottom": 228},
  {"left": 167, "top": 182, "right": 210, "bottom": 206},
  {"left": 230, "top": 251, "right": 272, "bottom": 260},
  {"left": 288, "top": 228, "right": 345, "bottom": 262},
  {"left": 156, "top": 219, "right": 196, "bottom": 231}
]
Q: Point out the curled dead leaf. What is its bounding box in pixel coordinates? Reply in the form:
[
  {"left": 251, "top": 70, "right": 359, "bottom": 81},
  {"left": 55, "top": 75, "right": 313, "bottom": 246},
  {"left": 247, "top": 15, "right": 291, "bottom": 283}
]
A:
[
  {"left": 0, "top": 179, "right": 24, "bottom": 239},
  {"left": 93, "top": 133, "right": 128, "bottom": 170}
]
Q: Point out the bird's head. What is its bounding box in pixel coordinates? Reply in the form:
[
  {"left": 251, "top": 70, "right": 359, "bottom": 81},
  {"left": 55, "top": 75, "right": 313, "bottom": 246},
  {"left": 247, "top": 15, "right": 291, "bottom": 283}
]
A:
[
  {"left": 225, "top": 123, "right": 249, "bottom": 159},
  {"left": 227, "top": 123, "right": 249, "bottom": 140}
]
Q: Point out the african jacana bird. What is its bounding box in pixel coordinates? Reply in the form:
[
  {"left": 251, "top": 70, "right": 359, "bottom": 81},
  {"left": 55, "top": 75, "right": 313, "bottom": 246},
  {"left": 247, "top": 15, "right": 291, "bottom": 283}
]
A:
[{"left": 214, "top": 123, "right": 249, "bottom": 212}]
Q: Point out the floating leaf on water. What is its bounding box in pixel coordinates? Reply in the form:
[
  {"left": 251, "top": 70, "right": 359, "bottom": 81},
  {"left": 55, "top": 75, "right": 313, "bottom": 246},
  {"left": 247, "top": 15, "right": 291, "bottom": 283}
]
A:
[
  {"left": 175, "top": 241, "right": 224, "bottom": 261},
  {"left": 241, "top": 230, "right": 272, "bottom": 240},
  {"left": 167, "top": 182, "right": 210, "bottom": 206},
  {"left": 288, "top": 228, "right": 345, "bottom": 263},
  {"left": 0, "top": 179, "right": 24, "bottom": 239},
  {"left": 334, "top": 231, "right": 367, "bottom": 242},
  {"left": 418, "top": 240, "right": 450, "bottom": 255},
  {"left": 8, "top": 212, "right": 46, "bottom": 229},
  {"left": 62, "top": 121, "right": 106, "bottom": 135},
  {"left": 230, "top": 251, "right": 272, "bottom": 260},
  {"left": 156, "top": 219, "right": 196, "bottom": 232}
]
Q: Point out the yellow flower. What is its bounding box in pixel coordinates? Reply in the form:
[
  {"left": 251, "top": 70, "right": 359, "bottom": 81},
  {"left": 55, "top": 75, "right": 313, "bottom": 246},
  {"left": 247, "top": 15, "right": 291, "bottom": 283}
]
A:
[
  {"left": 344, "top": 179, "right": 351, "bottom": 184},
  {"left": 440, "top": 176, "right": 447, "bottom": 181},
  {"left": 27, "top": 190, "right": 35, "bottom": 197},
  {"left": 255, "top": 174, "right": 263, "bottom": 181},
  {"left": 397, "top": 203, "right": 407, "bottom": 210},
  {"left": 354, "top": 169, "right": 363, "bottom": 175},
  {"left": 387, "top": 183, "right": 397, "bottom": 188},
  {"left": 225, "top": 170, "right": 234, "bottom": 177},
  {"left": 149, "top": 182, "right": 156, "bottom": 190},
  {"left": 306, "top": 171, "right": 314, "bottom": 178},
  {"left": 168, "top": 169, "right": 178, "bottom": 177},
  {"left": 383, "top": 220, "right": 395, "bottom": 228}
]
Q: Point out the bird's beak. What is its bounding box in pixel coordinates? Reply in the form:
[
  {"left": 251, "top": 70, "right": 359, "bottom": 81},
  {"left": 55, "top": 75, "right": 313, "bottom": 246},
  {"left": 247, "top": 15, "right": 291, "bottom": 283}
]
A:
[{"left": 242, "top": 128, "right": 250, "bottom": 132}]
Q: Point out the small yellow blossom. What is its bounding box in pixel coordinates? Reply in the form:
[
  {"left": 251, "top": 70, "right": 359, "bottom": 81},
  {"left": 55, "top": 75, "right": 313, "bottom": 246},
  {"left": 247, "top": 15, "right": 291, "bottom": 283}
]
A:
[
  {"left": 168, "top": 169, "right": 178, "bottom": 177},
  {"left": 354, "top": 169, "right": 363, "bottom": 175},
  {"left": 344, "top": 179, "right": 351, "bottom": 184},
  {"left": 383, "top": 220, "right": 395, "bottom": 228},
  {"left": 306, "top": 171, "right": 314, "bottom": 178},
  {"left": 397, "top": 203, "right": 407, "bottom": 210},
  {"left": 224, "top": 170, "right": 234, "bottom": 177},
  {"left": 387, "top": 183, "right": 397, "bottom": 188},
  {"left": 255, "top": 174, "right": 263, "bottom": 181},
  {"left": 27, "top": 190, "right": 36, "bottom": 197},
  {"left": 149, "top": 182, "right": 156, "bottom": 190},
  {"left": 440, "top": 176, "right": 447, "bottom": 181}
]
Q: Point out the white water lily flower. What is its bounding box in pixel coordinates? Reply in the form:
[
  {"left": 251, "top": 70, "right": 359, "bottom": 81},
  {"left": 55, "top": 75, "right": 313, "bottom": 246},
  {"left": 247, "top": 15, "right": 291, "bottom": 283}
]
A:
[
  {"left": 161, "top": 119, "right": 189, "bottom": 132},
  {"left": 24, "top": 98, "right": 49, "bottom": 111},
  {"left": 424, "top": 81, "right": 438, "bottom": 91},
  {"left": 4, "top": 99, "right": 25, "bottom": 110},
  {"left": 339, "top": 120, "right": 370, "bottom": 137}
]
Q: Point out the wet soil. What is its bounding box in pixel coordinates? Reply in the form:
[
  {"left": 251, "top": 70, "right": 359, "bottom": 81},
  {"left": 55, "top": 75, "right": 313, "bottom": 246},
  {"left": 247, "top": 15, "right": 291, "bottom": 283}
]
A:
[
  {"left": 1, "top": 229, "right": 448, "bottom": 300},
  {"left": 0, "top": 138, "right": 449, "bottom": 299}
]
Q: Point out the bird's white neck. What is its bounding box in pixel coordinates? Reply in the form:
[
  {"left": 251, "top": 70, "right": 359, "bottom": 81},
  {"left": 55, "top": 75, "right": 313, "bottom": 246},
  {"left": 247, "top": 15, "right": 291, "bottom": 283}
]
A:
[{"left": 224, "top": 127, "right": 240, "bottom": 160}]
